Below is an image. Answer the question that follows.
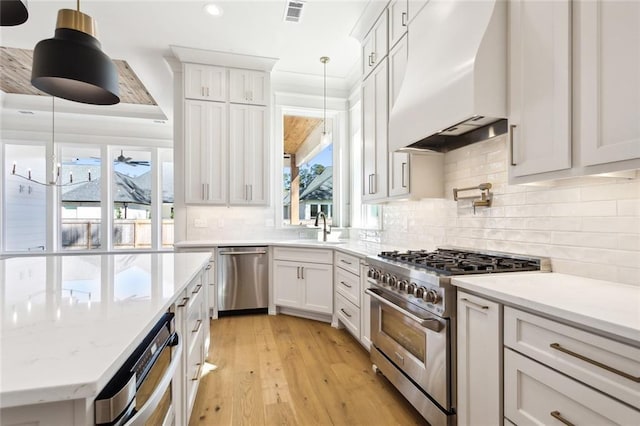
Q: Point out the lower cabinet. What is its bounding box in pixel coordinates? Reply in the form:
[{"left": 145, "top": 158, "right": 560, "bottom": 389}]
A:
[
  {"left": 456, "top": 291, "right": 502, "bottom": 426},
  {"left": 334, "top": 251, "right": 363, "bottom": 342},
  {"left": 273, "top": 248, "right": 333, "bottom": 315}
]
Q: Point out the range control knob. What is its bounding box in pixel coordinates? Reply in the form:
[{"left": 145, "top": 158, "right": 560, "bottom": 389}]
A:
[
  {"left": 425, "top": 290, "right": 441, "bottom": 304},
  {"left": 406, "top": 283, "right": 417, "bottom": 295},
  {"left": 367, "top": 268, "right": 375, "bottom": 278},
  {"left": 415, "top": 286, "right": 427, "bottom": 299},
  {"left": 398, "top": 280, "right": 408, "bottom": 292},
  {"left": 388, "top": 275, "right": 398, "bottom": 288},
  {"left": 382, "top": 273, "right": 390, "bottom": 284}
]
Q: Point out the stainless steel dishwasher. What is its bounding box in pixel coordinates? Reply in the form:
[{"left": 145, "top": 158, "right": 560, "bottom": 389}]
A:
[{"left": 217, "top": 246, "right": 269, "bottom": 314}]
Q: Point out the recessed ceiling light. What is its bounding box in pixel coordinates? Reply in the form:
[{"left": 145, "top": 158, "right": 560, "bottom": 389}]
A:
[{"left": 204, "top": 4, "right": 223, "bottom": 17}]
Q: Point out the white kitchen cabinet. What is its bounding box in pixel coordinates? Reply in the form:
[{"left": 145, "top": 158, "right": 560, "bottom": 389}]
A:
[
  {"left": 273, "top": 260, "right": 333, "bottom": 314},
  {"left": 362, "top": 10, "right": 388, "bottom": 78},
  {"left": 228, "top": 104, "right": 269, "bottom": 205},
  {"left": 457, "top": 291, "right": 502, "bottom": 426},
  {"left": 273, "top": 248, "right": 333, "bottom": 315},
  {"left": 407, "top": 0, "right": 428, "bottom": 25},
  {"left": 362, "top": 58, "right": 388, "bottom": 202},
  {"left": 509, "top": 0, "right": 572, "bottom": 178},
  {"left": 504, "top": 348, "right": 640, "bottom": 426},
  {"left": 334, "top": 251, "right": 363, "bottom": 343},
  {"left": 388, "top": 0, "right": 408, "bottom": 50},
  {"left": 184, "top": 63, "right": 227, "bottom": 102},
  {"left": 229, "top": 69, "right": 268, "bottom": 106},
  {"left": 574, "top": 0, "right": 640, "bottom": 167},
  {"left": 388, "top": 35, "right": 410, "bottom": 198},
  {"left": 184, "top": 100, "right": 227, "bottom": 204}
]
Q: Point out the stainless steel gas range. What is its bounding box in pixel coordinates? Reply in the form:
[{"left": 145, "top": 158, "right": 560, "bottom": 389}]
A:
[{"left": 365, "top": 247, "right": 550, "bottom": 426}]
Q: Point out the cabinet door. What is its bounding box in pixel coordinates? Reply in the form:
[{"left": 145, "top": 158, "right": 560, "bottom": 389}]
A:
[
  {"left": 184, "top": 64, "right": 226, "bottom": 101},
  {"left": 509, "top": 0, "right": 572, "bottom": 178},
  {"left": 246, "top": 106, "right": 268, "bottom": 205},
  {"left": 457, "top": 292, "right": 502, "bottom": 426},
  {"left": 362, "top": 59, "right": 388, "bottom": 202},
  {"left": 575, "top": 0, "right": 640, "bottom": 166},
  {"left": 184, "top": 100, "right": 227, "bottom": 204},
  {"left": 362, "top": 10, "right": 388, "bottom": 78},
  {"left": 389, "top": 0, "right": 408, "bottom": 49},
  {"left": 300, "top": 262, "right": 333, "bottom": 314},
  {"left": 228, "top": 104, "right": 248, "bottom": 203},
  {"left": 388, "top": 36, "right": 409, "bottom": 198},
  {"left": 273, "top": 260, "right": 301, "bottom": 308},
  {"left": 229, "top": 69, "right": 267, "bottom": 105}
]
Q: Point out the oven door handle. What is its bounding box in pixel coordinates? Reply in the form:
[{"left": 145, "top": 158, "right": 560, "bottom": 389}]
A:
[
  {"left": 366, "top": 289, "right": 443, "bottom": 332},
  {"left": 124, "top": 333, "right": 183, "bottom": 426}
]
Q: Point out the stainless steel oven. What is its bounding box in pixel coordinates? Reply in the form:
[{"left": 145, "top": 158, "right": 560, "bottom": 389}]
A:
[{"left": 95, "top": 312, "right": 182, "bottom": 426}]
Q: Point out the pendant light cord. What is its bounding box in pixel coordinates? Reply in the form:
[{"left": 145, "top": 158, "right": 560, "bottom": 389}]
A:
[{"left": 323, "top": 60, "right": 326, "bottom": 134}]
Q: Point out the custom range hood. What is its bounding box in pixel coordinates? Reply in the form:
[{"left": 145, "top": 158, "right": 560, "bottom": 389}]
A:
[{"left": 389, "top": 0, "right": 507, "bottom": 153}]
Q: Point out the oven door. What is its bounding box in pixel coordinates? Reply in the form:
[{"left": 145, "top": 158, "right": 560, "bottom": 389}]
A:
[{"left": 367, "top": 288, "right": 451, "bottom": 411}]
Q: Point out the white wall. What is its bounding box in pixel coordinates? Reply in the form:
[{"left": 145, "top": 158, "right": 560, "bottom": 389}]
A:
[{"left": 367, "top": 135, "right": 640, "bottom": 285}]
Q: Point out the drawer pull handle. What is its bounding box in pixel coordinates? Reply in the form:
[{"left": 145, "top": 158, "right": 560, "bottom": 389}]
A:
[
  {"left": 205, "top": 264, "right": 212, "bottom": 270},
  {"left": 460, "top": 298, "right": 489, "bottom": 310},
  {"left": 550, "top": 411, "right": 575, "bottom": 426},
  {"left": 340, "top": 281, "right": 352, "bottom": 288},
  {"left": 177, "top": 297, "right": 190, "bottom": 308},
  {"left": 192, "top": 363, "right": 202, "bottom": 381},
  {"left": 550, "top": 343, "right": 640, "bottom": 383},
  {"left": 192, "top": 284, "right": 203, "bottom": 294},
  {"left": 340, "top": 308, "right": 352, "bottom": 318},
  {"left": 192, "top": 319, "right": 202, "bottom": 334},
  {"left": 340, "top": 259, "right": 353, "bottom": 265}
]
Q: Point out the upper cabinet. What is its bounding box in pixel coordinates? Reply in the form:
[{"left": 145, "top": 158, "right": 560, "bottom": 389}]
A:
[
  {"left": 362, "top": 10, "right": 388, "bottom": 79},
  {"left": 509, "top": 0, "right": 572, "bottom": 178},
  {"left": 184, "top": 63, "right": 227, "bottom": 102},
  {"left": 574, "top": 0, "right": 640, "bottom": 167},
  {"left": 388, "top": 0, "right": 408, "bottom": 50},
  {"left": 509, "top": 0, "right": 640, "bottom": 183},
  {"left": 229, "top": 69, "right": 268, "bottom": 106}
]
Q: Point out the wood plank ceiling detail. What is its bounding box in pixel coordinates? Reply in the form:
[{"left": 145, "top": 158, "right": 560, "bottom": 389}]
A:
[
  {"left": 283, "top": 115, "right": 323, "bottom": 155},
  {"left": 0, "top": 47, "right": 157, "bottom": 105}
]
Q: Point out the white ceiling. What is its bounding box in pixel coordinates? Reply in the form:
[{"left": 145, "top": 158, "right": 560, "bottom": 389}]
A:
[{"left": 0, "top": 0, "right": 376, "bottom": 119}]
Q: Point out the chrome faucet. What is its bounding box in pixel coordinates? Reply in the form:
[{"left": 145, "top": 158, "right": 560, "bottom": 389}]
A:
[{"left": 314, "top": 211, "right": 331, "bottom": 242}]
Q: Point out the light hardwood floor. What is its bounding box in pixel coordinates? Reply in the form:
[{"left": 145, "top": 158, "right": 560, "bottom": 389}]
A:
[{"left": 189, "top": 314, "right": 428, "bottom": 425}]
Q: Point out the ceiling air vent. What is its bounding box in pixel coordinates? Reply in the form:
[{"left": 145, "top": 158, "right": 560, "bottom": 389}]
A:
[{"left": 284, "top": 1, "right": 305, "bottom": 23}]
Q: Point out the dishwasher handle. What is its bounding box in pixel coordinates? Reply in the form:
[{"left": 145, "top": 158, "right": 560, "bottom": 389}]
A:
[{"left": 219, "top": 250, "right": 267, "bottom": 256}]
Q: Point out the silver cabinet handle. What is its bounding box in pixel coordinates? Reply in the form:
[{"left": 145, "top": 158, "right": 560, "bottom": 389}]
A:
[
  {"left": 300, "top": 266, "right": 304, "bottom": 280},
  {"left": 201, "top": 183, "right": 205, "bottom": 200},
  {"left": 206, "top": 87, "right": 210, "bottom": 97},
  {"left": 340, "top": 259, "right": 352, "bottom": 265},
  {"left": 401, "top": 11, "right": 407, "bottom": 26},
  {"left": 368, "top": 54, "right": 373, "bottom": 67},
  {"left": 368, "top": 174, "right": 374, "bottom": 194},
  {"left": 249, "top": 184, "right": 253, "bottom": 201},
  {"left": 371, "top": 51, "right": 376, "bottom": 65},
  {"left": 192, "top": 362, "right": 202, "bottom": 381},
  {"left": 192, "top": 284, "right": 202, "bottom": 295},
  {"left": 340, "top": 281, "right": 352, "bottom": 288},
  {"left": 401, "top": 162, "right": 407, "bottom": 188},
  {"left": 192, "top": 319, "right": 202, "bottom": 333},
  {"left": 205, "top": 264, "right": 212, "bottom": 270},
  {"left": 177, "top": 297, "right": 190, "bottom": 308},
  {"left": 460, "top": 297, "right": 489, "bottom": 311},
  {"left": 124, "top": 335, "right": 183, "bottom": 426},
  {"left": 550, "top": 411, "right": 575, "bottom": 426},
  {"left": 206, "top": 183, "right": 209, "bottom": 200},
  {"left": 366, "top": 288, "right": 443, "bottom": 332},
  {"left": 550, "top": 343, "right": 640, "bottom": 383},
  {"left": 201, "top": 87, "right": 205, "bottom": 97},
  {"left": 510, "top": 124, "right": 517, "bottom": 166},
  {"left": 340, "top": 308, "right": 352, "bottom": 318}
]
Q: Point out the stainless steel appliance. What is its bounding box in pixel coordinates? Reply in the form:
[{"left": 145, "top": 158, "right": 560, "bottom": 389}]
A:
[
  {"left": 218, "top": 246, "right": 268, "bottom": 313},
  {"left": 95, "top": 312, "right": 181, "bottom": 425},
  {"left": 366, "top": 247, "right": 550, "bottom": 426}
]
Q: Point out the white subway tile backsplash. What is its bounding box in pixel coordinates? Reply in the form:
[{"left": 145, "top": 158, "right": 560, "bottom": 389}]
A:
[{"left": 380, "top": 136, "right": 640, "bottom": 284}]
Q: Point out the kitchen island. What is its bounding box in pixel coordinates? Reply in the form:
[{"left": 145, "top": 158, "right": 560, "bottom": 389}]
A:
[{"left": 0, "top": 252, "right": 211, "bottom": 425}]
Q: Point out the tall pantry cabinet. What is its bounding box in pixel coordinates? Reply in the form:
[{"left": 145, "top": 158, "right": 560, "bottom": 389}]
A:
[{"left": 181, "top": 62, "right": 270, "bottom": 206}]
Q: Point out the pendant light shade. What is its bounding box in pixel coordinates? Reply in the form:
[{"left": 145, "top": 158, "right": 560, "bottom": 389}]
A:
[
  {"left": 31, "top": 8, "right": 119, "bottom": 105},
  {"left": 0, "top": 0, "right": 28, "bottom": 26}
]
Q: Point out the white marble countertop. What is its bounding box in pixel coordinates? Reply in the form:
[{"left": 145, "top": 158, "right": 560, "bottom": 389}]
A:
[
  {"left": 0, "top": 252, "right": 211, "bottom": 408},
  {"left": 452, "top": 273, "right": 640, "bottom": 344},
  {"left": 174, "top": 239, "right": 400, "bottom": 259}
]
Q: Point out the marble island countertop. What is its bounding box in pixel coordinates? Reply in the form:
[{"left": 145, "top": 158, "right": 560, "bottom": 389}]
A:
[
  {"left": 452, "top": 272, "right": 640, "bottom": 344},
  {"left": 0, "top": 252, "right": 211, "bottom": 408}
]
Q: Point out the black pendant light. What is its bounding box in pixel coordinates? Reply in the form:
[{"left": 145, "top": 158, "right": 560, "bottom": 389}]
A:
[
  {"left": 31, "top": 1, "right": 119, "bottom": 105},
  {"left": 0, "top": 0, "right": 28, "bottom": 26}
]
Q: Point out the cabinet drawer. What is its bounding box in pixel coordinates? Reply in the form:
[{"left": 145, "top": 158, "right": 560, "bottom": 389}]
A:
[
  {"left": 504, "top": 348, "right": 640, "bottom": 425},
  {"left": 504, "top": 307, "right": 640, "bottom": 409},
  {"left": 336, "top": 294, "right": 360, "bottom": 339},
  {"left": 186, "top": 326, "right": 205, "bottom": 416},
  {"left": 273, "top": 247, "right": 332, "bottom": 264},
  {"left": 335, "top": 267, "right": 360, "bottom": 307},
  {"left": 335, "top": 251, "right": 360, "bottom": 275}
]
